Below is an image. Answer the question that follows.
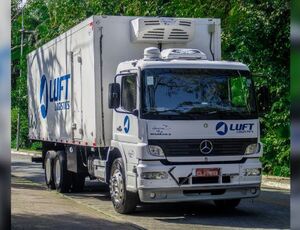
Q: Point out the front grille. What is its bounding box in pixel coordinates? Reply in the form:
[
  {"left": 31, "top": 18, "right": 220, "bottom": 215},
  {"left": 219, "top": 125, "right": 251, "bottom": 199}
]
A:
[{"left": 148, "top": 138, "right": 257, "bottom": 157}]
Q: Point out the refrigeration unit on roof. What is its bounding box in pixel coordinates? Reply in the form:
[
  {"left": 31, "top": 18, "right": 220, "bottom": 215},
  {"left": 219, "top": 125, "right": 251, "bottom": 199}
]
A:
[{"left": 131, "top": 17, "right": 195, "bottom": 43}]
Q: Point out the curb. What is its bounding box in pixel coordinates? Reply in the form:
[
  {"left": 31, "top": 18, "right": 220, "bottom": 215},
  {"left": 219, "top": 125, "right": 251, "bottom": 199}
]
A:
[
  {"left": 11, "top": 150, "right": 37, "bottom": 157},
  {"left": 262, "top": 175, "right": 290, "bottom": 191}
]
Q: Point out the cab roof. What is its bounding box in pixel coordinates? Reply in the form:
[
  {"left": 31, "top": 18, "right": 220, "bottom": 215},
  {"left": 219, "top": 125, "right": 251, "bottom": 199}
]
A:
[{"left": 117, "top": 59, "right": 250, "bottom": 73}]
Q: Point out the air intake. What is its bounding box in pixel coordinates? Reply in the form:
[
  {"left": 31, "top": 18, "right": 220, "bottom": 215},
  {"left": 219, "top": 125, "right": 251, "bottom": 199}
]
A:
[
  {"left": 131, "top": 17, "right": 195, "bottom": 43},
  {"left": 143, "top": 47, "right": 161, "bottom": 60}
]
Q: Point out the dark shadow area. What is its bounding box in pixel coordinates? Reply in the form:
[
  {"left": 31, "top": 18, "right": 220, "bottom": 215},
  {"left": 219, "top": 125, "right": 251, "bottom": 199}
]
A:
[
  {"left": 11, "top": 177, "right": 46, "bottom": 191},
  {"left": 78, "top": 181, "right": 290, "bottom": 229},
  {"left": 131, "top": 190, "right": 290, "bottom": 229},
  {"left": 0, "top": 163, "right": 11, "bottom": 230},
  {"left": 11, "top": 161, "right": 45, "bottom": 184},
  {"left": 12, "top": 213, "right": 136, "bottom": 230},
  {"left": 68, "top": 180, "right": 111, "bottom": 202},
  {"left": 11, "top": 177, "right": 137, "bottom": 230}
]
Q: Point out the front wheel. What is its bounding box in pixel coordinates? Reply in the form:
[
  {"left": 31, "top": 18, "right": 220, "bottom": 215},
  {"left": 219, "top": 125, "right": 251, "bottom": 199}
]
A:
[
  {"left": 110, "top": 158, "right": 138, "bottom": 214},
  {"left": 214, "top": 199, "right": 241, "bottom": 210}
]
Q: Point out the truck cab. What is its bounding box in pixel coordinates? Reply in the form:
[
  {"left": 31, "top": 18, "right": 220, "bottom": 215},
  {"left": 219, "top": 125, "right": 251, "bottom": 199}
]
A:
[{"left": 108, "top": 47, "right": 262, "bottom": 212}]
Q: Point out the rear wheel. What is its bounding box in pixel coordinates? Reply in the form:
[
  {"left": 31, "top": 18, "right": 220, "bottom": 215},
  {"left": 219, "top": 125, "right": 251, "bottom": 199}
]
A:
[
  {"left": 53, "top": 151, "right": 71, "bottom": 193},
  {"left": 214, "top": 199, "right": 241, "bottom": 210},
  {"left": 44, "top": 151, "right": 55, "bottom": 190},
  {"left": 110, "top": 158, "right": 138, "bottom": 214}
]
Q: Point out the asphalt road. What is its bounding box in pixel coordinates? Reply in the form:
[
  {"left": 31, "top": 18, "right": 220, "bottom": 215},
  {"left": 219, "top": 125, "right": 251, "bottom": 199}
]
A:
[{"left": 11, "top": 153, "right": 290, "bottom": 230}]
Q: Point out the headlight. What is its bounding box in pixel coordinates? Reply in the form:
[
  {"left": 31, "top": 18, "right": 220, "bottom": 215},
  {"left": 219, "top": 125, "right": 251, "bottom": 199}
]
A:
[
  {"left": 244, "top": 168, "right": 261, "bottom": 176},
  {"left": 148, "top": 145, "right": 165, "bottom": 157},
  {"left": 141, "top": 171, "right": 168, "bottom": 180},
  {"left": 245, "top": 143, "right": 260, "bottom": 155}
]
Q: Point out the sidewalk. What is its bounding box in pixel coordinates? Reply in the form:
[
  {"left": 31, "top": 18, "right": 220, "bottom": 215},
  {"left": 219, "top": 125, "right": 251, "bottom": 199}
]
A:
[{"left": 11, "top": 176, "right": 138, "bottom": 230}]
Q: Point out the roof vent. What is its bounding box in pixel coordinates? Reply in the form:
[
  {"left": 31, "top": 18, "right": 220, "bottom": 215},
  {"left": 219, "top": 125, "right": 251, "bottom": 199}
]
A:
[
  {"left": 131, "top": 17, "right": 195, "bottom": 43},
  {"left": 161, "top": 48, "right": 207, "bottom": 60},
  {"left": 144, "top": 47, "right": 161, "bottom": 60}
]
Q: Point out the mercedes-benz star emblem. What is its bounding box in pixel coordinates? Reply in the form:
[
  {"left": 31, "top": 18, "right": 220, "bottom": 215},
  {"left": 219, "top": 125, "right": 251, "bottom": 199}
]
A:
[{"left": 199, "top": 140, "right": 213, "bottom": 154}]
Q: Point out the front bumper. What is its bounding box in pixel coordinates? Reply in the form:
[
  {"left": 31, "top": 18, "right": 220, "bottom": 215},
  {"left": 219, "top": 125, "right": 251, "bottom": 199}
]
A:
[{"left": 136, "top": 158, "right": 261, "bottom": 203}]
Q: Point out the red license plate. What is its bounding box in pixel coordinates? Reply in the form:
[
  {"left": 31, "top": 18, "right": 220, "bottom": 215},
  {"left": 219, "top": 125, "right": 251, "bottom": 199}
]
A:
[{"left": 195, "top": 168, "right": 220, "bottom": 177}]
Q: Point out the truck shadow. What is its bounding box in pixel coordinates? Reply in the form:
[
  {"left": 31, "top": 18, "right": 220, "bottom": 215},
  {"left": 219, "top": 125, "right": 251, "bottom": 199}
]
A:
[
  {"left": 12, "top": 213, "right": 138, "bottom": 230},
  {"left": 82, "top": 180, "right": 290, "bottom": 229},
  {"left": 132, "top": 190, "right": 290, "bottom": 229}
]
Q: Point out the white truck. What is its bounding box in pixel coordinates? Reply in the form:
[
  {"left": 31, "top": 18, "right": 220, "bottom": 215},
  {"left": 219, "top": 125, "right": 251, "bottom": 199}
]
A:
[{"left": 27, "top": 16, "right": 263, "bottom": 214}]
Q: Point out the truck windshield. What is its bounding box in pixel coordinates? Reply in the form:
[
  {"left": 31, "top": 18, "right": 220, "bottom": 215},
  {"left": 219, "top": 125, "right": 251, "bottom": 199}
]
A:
[{"left": 141, "top": 68, "right": 257, "bottom": 119}]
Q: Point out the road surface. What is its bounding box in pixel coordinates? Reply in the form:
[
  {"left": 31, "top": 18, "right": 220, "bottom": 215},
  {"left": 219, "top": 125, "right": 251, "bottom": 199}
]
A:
[{"left": 12, "top": 153, "right": 290, "bottom": 230}]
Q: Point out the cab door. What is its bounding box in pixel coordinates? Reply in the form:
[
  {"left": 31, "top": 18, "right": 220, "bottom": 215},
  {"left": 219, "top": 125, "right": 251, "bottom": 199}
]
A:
[{"left": 113, "top": 74, "right": 139, "bottom": 144}]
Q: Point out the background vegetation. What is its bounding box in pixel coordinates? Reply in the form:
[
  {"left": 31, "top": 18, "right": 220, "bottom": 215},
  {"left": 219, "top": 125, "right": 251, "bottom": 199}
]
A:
[{"left": 11, "top": 0, "right": 290, "bottom": 176}]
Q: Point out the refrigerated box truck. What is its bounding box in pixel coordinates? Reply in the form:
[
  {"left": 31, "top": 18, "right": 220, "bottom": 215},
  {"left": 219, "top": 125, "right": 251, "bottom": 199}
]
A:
[{"left": 27, "top": 16, "right": 263, "bottom": 214}]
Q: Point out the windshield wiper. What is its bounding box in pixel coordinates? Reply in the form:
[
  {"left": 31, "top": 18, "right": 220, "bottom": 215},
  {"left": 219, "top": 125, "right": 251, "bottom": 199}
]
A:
[
  {"left": 145, "top": 109, "right": 183, "bottom": 115},
  {"left": 211, "top": 110, "right": 250, "bottom": 118},
  {"left": 183, "top": 107, "right": 250, "bottom": 118},
  {"left": 144, "top": 109, "right": 200, "bottom": 119}
]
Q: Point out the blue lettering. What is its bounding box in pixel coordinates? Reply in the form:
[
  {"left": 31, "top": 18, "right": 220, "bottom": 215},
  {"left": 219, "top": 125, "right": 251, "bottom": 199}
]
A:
[
  {"left": 64, "top": 74, "right": 70, "bottom": 100},
  {"left": 54, "top": 78, "right": 59, "bottom": 101},
  {"left": 39, "top": 73, "right": 71, "bottom": 118},
  {"left": 59, "top": 79, "right": 64, "bottom": 101},
  {"left": 216, "top": 122, "right": 255, "bottom": 135},
  {"left": 50, "top": 79, "right": 54, "bottom": 102},
  {"left": 230, "top": 124, "right": 243, "bottom": 131}
]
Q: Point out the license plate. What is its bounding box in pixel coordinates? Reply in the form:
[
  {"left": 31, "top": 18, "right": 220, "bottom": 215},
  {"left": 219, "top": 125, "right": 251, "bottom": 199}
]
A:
[{"left": 195, "top": 168, "right": 220, "bottom": 177}]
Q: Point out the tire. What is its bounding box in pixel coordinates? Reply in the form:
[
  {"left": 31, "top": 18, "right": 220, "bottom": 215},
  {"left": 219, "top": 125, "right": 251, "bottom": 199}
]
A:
[
  {"left": 110, "top": 157, "right": 138, "bottom": 214},
  {"left": 214, "top": 199, "right": 241, "bottom": 210},
  {"left": 44, "top": 151, "right": 55, "bottom": 190},
  {"left": 71, "top": 173, "right": 86, "bottom": 192},
  {"left": 53, "top": 151, "right": 71, "bottom": 193}
]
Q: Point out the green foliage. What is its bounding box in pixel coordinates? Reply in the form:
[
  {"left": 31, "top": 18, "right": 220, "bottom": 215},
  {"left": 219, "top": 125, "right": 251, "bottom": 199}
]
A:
[
  {"left": 230, "top": 77, "right": 249, "bottom": 107},
  {"left": 220, "top": 0, "right": 290, "bottom": 176},
  {"left": 11, "top": 0, "right": 290, "bottom": 176}
]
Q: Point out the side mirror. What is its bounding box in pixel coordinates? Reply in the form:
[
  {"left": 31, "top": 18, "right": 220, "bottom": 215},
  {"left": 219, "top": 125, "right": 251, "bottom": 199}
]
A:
[
  {"left": 132, "top": 109, "right": 139, "bottom": 117},
  {"left": 257, "top": 85, "right": 270, "bottom": 113},
  {"left": 108, "top": 83, "right": 120, "bottom": 109}
]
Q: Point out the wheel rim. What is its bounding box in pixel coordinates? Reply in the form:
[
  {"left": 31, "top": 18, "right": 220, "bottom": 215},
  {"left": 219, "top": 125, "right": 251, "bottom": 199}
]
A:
[
  {"left": 45, "top": 157, "right": 51, "bottom": 183},
  {"left": 110, "top": 168, "right": 124, "bottom": 206},
  {"left": 55, "top": 159, "right": 61, "bottom": 186}
]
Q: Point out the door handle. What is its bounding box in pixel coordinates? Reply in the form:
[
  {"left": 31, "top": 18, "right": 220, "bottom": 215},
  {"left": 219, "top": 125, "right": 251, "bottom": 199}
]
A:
[{"left": 72, "top": 123, "right": 77, "bottom": 129}]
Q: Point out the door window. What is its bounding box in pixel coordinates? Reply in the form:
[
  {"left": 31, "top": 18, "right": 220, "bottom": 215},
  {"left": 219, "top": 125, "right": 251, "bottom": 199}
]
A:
[{"left": 121, "top": 75, "right": 137, "bottom": 112}]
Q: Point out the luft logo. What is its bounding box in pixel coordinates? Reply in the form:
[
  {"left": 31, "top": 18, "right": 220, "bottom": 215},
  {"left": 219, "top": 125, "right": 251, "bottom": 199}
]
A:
[
  {"left": 216, "top": 121, "right": 254, "bottom": 135},
  {"left": 40, "top": 75, "right": 48, "bottom": 119},
  {"left": 39, "top": 74, "right": 71, "bottom": 119},
  {"left": 124, "top": 115, "right": 130, "bottom": 133},
  {"left": 216, "top": 122, "right": 228, "bottom": 135}
]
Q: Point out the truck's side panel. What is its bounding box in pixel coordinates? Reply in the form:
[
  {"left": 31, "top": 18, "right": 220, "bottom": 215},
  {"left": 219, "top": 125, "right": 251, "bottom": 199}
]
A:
[
  {"left": 28, "top": 16, "right": 221, "bottom": 148},
  {"left": 28, "top": 17, "right": 97, "bottom": 146}
]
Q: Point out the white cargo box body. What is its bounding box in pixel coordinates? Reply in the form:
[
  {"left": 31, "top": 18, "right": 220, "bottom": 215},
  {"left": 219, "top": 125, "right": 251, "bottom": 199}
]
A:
[{"left": 27, "top": 16, "right": 221, "bottom": 147}]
